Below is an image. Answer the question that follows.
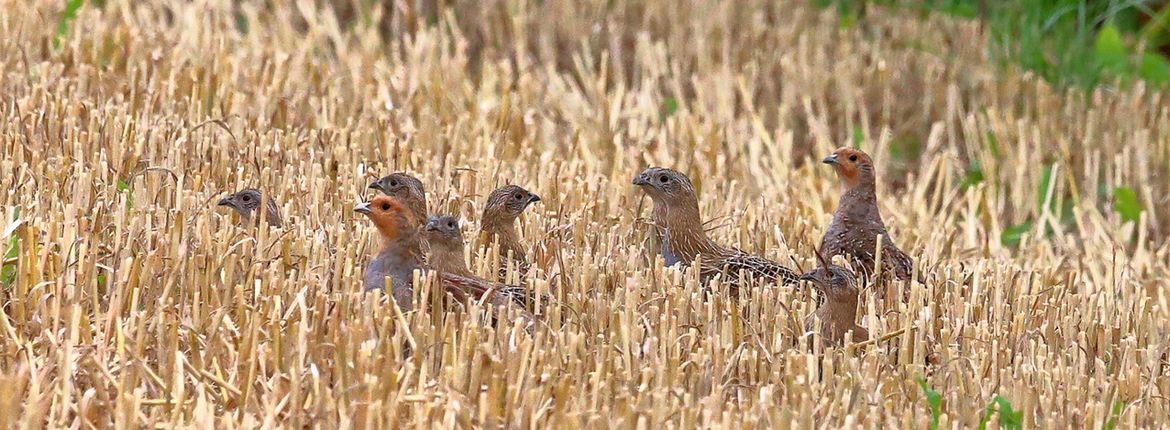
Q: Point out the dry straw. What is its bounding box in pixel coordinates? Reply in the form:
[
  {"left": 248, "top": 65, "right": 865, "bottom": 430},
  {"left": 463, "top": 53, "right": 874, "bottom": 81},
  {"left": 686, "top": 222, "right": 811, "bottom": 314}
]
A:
[{"left": 1, "top": 0, "right": 1168, "bottom": 428}]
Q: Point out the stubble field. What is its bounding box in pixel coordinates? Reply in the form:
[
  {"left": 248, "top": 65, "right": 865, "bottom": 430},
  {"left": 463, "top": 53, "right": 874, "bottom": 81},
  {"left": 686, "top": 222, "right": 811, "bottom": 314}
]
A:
[{"left": 1, "top": 0, "right": 1169, "bottom": 427}]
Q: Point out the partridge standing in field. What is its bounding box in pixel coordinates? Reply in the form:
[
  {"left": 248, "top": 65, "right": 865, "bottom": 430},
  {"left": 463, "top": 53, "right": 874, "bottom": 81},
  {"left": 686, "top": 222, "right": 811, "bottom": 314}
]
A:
[
  {"left": 218, "top": 188, "right": 283, "bottom": 228},
  {"left": 633, "top": 167, "right": 798, "bottom": 290},
  {"left": 369, "top": 173, "right": 428, "bottom": 223},
  {"left": 821, "top": 148, "right": 914, "bottom": 282},
  {"left": 424, "top": 214, "right": 472, "bottom": 277},
  {"left": 480, "top": 185, "right": 541, "bottom": 282},
  {"left": 800, "top": 264, "right": 869, "bottom": 346},
  {"left": 356, "top": 196, "right": 535, "bottom": 326}
]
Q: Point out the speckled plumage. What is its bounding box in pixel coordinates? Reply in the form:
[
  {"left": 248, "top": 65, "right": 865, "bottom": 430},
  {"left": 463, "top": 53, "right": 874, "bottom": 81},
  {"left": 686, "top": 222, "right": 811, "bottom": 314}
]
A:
[
  {"left": 820, "top": 148, "right": 914, "bottom": 282},
  {"left": 634, "top": 167, "right": 798, "bottom": 290},
  {"left": 480, "top": 185, "right": 541, "bottom": 282},
  {"left": 218, "top": 188, "right": 283, "bottom": 228},
  {"left": 800, "top": 265, "right": 868, "bottom": 346},
  {"left": 356, "top": 196, "right": 534, "bottom": 326},
  {"left": 369, "top": 172, "right": 431, "bottom": 259},
  {"left": 369, "top": 173, "right": 428, "bottom": 223}
]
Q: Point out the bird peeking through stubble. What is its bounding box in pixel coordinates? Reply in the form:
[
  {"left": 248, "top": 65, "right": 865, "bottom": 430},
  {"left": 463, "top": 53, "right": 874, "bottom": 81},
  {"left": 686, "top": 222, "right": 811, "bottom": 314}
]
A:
[
  {"left": 800, "top": 263, "right": 869, "bottom": 346},
  {"left": 820, "top": 148, "right": 916, "bottom": 284},
  {"left": 480, "top": 185, "right": 541, "bottom": 282},
  {"left": 218, "top": 188, "right": 283, "bottom": 228},
  {"left": 356, "top": 195, "right": 536, "bottom": 327},
  {"left": 424, "top": 214, "right": 472, "bottom": 277},
  {"left": 633, "top": 167, "right": 798, "bottom": 291},
  {"left": 368, "top": 172, "right": 428, "bottom": 223},
  {"left": 354, "top": 196, "right": 422, "bottom": 309}
]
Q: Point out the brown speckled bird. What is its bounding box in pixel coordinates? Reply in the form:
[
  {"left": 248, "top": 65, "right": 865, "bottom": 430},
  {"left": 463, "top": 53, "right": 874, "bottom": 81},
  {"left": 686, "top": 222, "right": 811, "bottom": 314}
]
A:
[
  {"left": 356, "top": 196, "right": 534, "bottom": 326},
  {"left": 424, "top": 214, "right": 472, "bottom": 277},
  {"left": 821, "top": 148, "right": 914, "bottom": 282},
  {"left": 633, "top": 167, "right": 798, "bottom": 289},
  {"left": 480, "top": 185, "right": 540, "bottom": 282},
  {"left": 801, "top": 264, "right": 869, "bottom": 346},
  {"left": 218, "top": 188, "right": 283, "bottom": 228},
  {"left": 368, "top": 173, "right": 428, "bottom": 223}
]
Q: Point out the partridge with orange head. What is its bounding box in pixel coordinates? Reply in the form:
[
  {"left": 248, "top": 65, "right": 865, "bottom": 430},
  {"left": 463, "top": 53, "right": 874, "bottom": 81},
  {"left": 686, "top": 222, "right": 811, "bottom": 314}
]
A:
[
  {"left": 356, "top": 196, "right": 535, "bottom": 326},
  {"left": 820, "top": 148, "right": 915, "bottom": 282}
]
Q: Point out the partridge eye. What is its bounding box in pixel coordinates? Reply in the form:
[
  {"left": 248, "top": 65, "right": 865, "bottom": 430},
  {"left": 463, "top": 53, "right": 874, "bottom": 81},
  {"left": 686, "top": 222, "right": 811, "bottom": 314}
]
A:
[
  {"left": 514, "top": 193, "right": 524, "bottom": 200},
  {"left": 849, "top": 154, "right": 858, "bottom": 162},
  {"left": 658, "top": 175, "right": 669, "bottom": 183},
  {"left": 447, "top": 222, "right": 455, "bottom": 228},
  {"left": 388, "top": 180, "right": 398, "bottom": 187},
  {"left": 381, "top": 203, "right": 391, "bottom": 211},
  {"left": 241, "top": 195, "right": 252, "bottom": 201}
]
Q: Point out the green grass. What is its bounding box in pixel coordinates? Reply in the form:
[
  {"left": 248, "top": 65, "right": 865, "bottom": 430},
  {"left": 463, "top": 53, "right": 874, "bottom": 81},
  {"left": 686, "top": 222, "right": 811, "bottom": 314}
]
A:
[
  {"left": 816, "top": 0, "right": 1170, "bottom": 90},
  {"left": 916, "top": 376, "right": 943, "bottom": 430},
  {"left": 54, "top": 0, "right": 85, "bottom": 49},
  {"left": 1, "top": 208, "right": 19, "bottom": 289},
  {"left": 978, "top": 395, "right": 1023, "bottom": 429}
]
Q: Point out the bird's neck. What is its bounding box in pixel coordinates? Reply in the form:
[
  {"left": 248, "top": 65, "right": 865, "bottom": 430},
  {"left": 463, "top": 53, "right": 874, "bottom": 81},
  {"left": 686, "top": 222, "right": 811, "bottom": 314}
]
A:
[
  {"left": 481, "top": 208, "right": 516, "bottom": 231},
  {"left": 429, "top": 243, "right": 470, "bottom": 276},
  {"left": 481, "top": 217, "right": 523, "bottom": 256},
  {"left": 653, "top": 199, "right": 719, "bottom": 259},
  {"left": 378, "top": 233, "right": 423, "bottom": 269},
  {"left": 839, "top": 178, "right": 878, "bottom": 208},
  {"left": 817, "top": 293, "right": 859, "bottom": 327}
]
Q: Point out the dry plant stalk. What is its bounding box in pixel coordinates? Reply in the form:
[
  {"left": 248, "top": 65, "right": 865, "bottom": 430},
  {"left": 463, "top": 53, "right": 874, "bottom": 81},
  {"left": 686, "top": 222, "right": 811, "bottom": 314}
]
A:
[{"left": 0, "top": 0, "right": 1167, "bottom": 428}]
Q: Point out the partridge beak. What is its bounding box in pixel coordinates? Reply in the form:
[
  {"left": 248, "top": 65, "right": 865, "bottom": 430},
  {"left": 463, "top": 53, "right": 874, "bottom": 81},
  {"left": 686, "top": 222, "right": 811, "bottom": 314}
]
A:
[
  {"left": 632, "top": 174, "right": 650, "bottom": 186},
  {"left": 217, "top": 197, "right": 232, "bottom": 206},
  {"left": 529, "top": 194, "right": 542, "bottom": 203},
  {"left": 367, "top": 181, "right": 382, "bottom": 192},
  {"left": 799, "top": 271, "right": 818, "bottom": 281},
  {"left": 424, "top": 220, "right": 439, "bottom": 231},
  {"left": 822, "top": 154, "right": 838, "bottom": 165},
  {"left": 353, "top": 202, "right": 372, "bottom": 214}
]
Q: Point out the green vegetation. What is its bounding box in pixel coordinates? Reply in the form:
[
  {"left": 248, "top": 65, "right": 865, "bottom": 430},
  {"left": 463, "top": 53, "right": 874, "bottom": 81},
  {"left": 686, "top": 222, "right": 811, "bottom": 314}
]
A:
[
  {"left": 816, "top": 0, "right": 1170, "bottom": 89},
  {"left": 1, "top": 208, "right": 18, "bottom": 289},
  {"left": 978, "top": 395, "right": 1024, "bottom": 430},
  {"left": 916, "top": 376, "right": 943, "bottom": 430}
]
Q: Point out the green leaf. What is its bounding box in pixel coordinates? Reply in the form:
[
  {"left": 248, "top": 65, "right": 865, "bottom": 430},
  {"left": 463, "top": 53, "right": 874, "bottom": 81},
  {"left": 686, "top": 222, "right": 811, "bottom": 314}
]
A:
[
  {"left": 117, "top": 179, "right": 131, "bottom": 192},
  {"left": 985, "top": 131, "right": 1001, "bottom": 158},
  {"left": 962, "top": 160, "right": 985, "bottom": 190},
  {"left": 978, "top": 395, "right": 1023, "bottom": 430},
  {"left": 1113, "top": 186, "right": 1142, "bottom": 223},
  {"left": 1, "top": 229, "right": 18, "bottom": 289},
  {"left": 1036, "top": 164, "right": 1055, "bottom": 213},
  {"left": 852, "top": 126, "right": 865, "bottom": 147},
  {"left": 1001, "top": 222, "right": 1032, "bottom": 247},
  {"left": 1103, "top": 401, "right": 1125, "bottom": 430},
  {"left": 55, "top": 0, "right": 86, "bottom": 49},
  {"left": 915, "top": 376, "right": 942, "bottom": 430},
  {"left": 662, "top": 98, "right": 679, "bottom": 117},
  {"left": 1138, "top": 52, "right": 1170, "bottom": 85},
  {"left": 992, "top": 396, "right": 1023, "bottom": 429},
  {"left": 1095, "top": 25, "right": 1129, "bottom": 73},
  {"left": 234, "top": 11, "right": 250, "bottom": 34}
]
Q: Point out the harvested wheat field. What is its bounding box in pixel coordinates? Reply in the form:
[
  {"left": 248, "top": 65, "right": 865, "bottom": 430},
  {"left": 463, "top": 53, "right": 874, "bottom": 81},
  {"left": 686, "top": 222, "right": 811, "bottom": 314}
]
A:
[{"left": 2, "top": 0, "right": 1170, "bottom": 428}]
